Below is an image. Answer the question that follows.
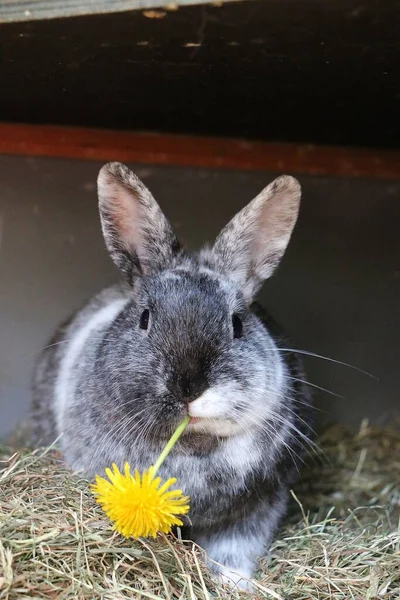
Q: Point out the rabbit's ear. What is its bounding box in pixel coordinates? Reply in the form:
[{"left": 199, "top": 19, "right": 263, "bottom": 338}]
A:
[
  {"left": 212, "top": 175, "right": 301, "bottom": 302},
  {"left": 97, "top": 162, "right": 181, "bottom": 280}
]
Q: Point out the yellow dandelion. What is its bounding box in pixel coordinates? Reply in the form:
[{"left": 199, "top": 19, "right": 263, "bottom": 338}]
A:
[{"left": 91, "top": 415, "right": 191, "bottom": 538}]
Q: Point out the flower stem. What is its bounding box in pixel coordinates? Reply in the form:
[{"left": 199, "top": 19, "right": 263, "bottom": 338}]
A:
[{"left": 152, "top": 415, "right": 191, "bottom": 476}]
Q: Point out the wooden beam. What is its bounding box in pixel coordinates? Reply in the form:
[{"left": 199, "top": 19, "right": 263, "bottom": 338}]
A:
[
  {"left": 0, "top": 0, "right": 242, "bottom": 23},
  {"left": 0, "top": 122, "right": 399, "bottom": 180}
]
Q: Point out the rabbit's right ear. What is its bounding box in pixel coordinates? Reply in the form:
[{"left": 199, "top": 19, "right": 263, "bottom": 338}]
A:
[{"left": 97, "top": 162, "right": 181, "bottom": 281}]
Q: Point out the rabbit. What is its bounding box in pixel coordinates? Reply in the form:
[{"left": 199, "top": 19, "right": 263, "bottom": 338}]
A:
[{"left": 32, "top": 162, "right": 313, "bottom": 589}]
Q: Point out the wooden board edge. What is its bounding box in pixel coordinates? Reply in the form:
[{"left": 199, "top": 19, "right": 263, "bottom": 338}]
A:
[
  {"left": 0, "top": 0, "right": 241, "bottom": 23},
  {"left": 0, "top": 122, "right": 399, "bottom": 180}
]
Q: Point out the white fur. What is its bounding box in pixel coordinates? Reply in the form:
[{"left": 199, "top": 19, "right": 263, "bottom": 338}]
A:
[
  {"left": 201, "top": 492, "right": 287, "bottom": 590},
  {"left": 188, "top": 417, "right": 241, "bottom": 436},
  {"left": 204, "top": 535, "right": 259, "bottom": 589},
  {"left": 219, "top": 565, "right": 254, "bottom": 590},
  {"left": 187, "top": 385, "right": 242, "bottom": 436},
  {"left": 219, "top": 431, "right": 262, "bottom": 478},
  {"left": 54, "top": 298, "right": 129, "bottom": 433},
  {"left": 188, "top": 386, "right": 235, "bottom": 420}
]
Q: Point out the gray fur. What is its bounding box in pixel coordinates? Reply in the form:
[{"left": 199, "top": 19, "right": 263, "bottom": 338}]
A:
[{"left": 32, "top": 162, "right": 312, "bottom": 589}]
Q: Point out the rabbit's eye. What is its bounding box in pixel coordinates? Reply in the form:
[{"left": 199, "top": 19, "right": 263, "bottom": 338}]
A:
[
  {"left": 139, "top": 309, "right": 150, "bottom": 330},
  {"left": 232, "top": 314, "right": 243, "bottom": 339}
]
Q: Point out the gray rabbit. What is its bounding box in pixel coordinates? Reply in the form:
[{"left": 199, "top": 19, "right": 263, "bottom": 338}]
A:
[{"left": 32, "top": 162, "right": 313, "bottom": 589}]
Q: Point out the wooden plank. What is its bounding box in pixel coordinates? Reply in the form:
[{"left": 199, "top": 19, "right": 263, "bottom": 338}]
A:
[
  {"left": 1, "top": 0, "right": 399, "bottom": 150},
  {"left": 0, "top": 123, "right": 399, "bottom": 180},
  {"left": 0, "top": 0, "right": 241, "bottom": 23}
]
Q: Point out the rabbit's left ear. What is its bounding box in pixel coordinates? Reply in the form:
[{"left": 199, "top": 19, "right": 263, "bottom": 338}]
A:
[
  {"left": 97, "top": 162, "right": 181, "bottom": 282},
  {"left": 211, "top": 175, "right": 301, "bottom": 302}
]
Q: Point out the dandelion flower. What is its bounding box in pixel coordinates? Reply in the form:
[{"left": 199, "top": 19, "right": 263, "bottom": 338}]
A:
[{"left": 91, "top": 415, "right": 191, "bottom": 538}]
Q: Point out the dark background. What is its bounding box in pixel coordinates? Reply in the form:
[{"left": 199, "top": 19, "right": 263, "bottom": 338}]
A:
[{"left": 1, "top": 0, "right": 399, "bottom": 148}]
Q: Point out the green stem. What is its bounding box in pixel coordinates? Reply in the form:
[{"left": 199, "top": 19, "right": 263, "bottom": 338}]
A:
[{"left": 152, "top": 415, "right": 191, "bottom": 476}]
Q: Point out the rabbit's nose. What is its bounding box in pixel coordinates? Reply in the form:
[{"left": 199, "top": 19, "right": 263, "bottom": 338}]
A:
[{"left": 174, "top": 371, "right": 208, "bottom": 403}]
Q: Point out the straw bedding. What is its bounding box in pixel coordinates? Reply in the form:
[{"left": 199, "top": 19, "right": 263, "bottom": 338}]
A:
[{"left": 1, "top": 420, "right": 399, "bottom": 599}]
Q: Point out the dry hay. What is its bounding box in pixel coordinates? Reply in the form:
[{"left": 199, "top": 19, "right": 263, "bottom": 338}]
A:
[{"left": 1, "top": 420, "right": 399, "bottom": 600}]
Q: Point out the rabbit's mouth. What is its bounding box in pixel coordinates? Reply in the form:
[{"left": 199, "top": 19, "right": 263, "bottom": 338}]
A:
[
  {"left": 186, "top": 415, "right": 242, "bottom": 437},
  {"left": 185, "top": 387, "right": 244, "bottom": 436},
  {"left": 186, "top": 416, "right": 211, "bottom": 429}
]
